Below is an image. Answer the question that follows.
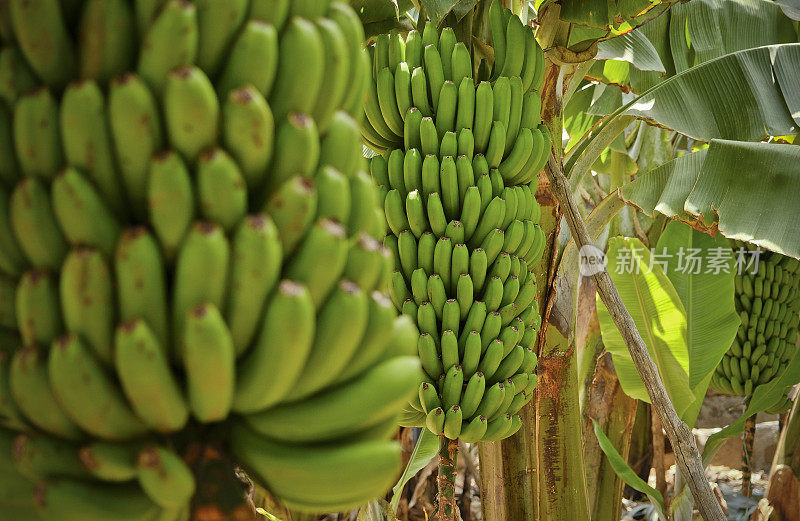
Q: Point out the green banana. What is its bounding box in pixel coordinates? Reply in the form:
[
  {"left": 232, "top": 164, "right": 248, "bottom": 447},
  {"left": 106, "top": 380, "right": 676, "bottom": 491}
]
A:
[
  {"left": 9, "top": 346, "right": 82, "bottom": 440},
  {"left": 0, "top": 47, "right": 38, "bottom": 106},
  {"left": 334, "top": 291, "right": 398, "bottom": 382},
  {"left": 137, "top": 0, "right": 198, "bottom": 94},
  {"left": 49, "top": 334, "right": 148, "bottom": 440},
  {"left": 59, "top": 80, "right": 127, "bottom": 218},
  {"left": 248, "top": 0, "right": 289, "bottom": 29},
  {"left": 426, "top": 407, "right": 445, "bottom": 434},
  {"left": 269, "top": 17, "right": 324, "bottom": 121},
  {"left": 79, "top": 441, "right": 139, "bottom": 482},
  {"left": 267, "top": 112, "right": 320, "bottom": 197},
  {"left": 265, "top": 175, "right": 317, "bottom": 255},
  {"left": 436, "top": 80, "right": 458, "bottom": 136},
  {"left": 163, "top": 65, "right": 219, "bottom": 161},
  {"left": 246, "top": 356, "right": 419, "bottom": 443},
  {"left": 443, "top": 405, "right": 462, "bottom": 439},
  {"left": 222, "top": 85, "right": 274, "bottom": 191},
  {"left": 52, "top": 167, "right": 121, "bottom": 258},
  {"left": 171, "top": 221, "right": 230, "bottom": 355},
  {"left": 195, "top": 0, "right": 248, "bottom": 76},
  {"left": 115, "top": 320, "right": 188, "bottom": 433},
  {"left": 34, "top": 479, "right": 159, "bottom": 521},
  {"left": 377, "top": 67, "right": 404, "bottom": 137},
  {"left": 59, "top": 248, "right": 115, "bottom": 364},
  {"left": 13, "top": 88, "right": 62, "bottom": 180},
  {"left": 78, "top": 0, "right": 137, "bottom": 83},
  {"left": 230, "top": 422, "right": 402, "bottom": 512},
  {"left": 284, "top": 218, "right": 348, "bottom": 308},
  {"left": 147, "top": 151, "right": 194, "bottom": 260},
  {"left": 11, "top": 433, "right": 88, "bottom": 480},
  {"left": 424, "top": 44, "right": 445, "bottom": 111},
  {"left": 312, "top": 17, "right": 350, "bottom": 130},
  {"left": 216, "top": 20, "right": 278, "bottom": 99},
  {"left": 137, "top": 446, "right": 196, "bottom": 509},
  {"left": 109, "top": 73, "right": 164, "bottom": 219},
  {"left": 10, "top": 0, "right": 76, "bottom": 88},
  {"left": 234, "top": 280, "right": 315, "bottom": 413},
  {"left": 286, "top": 280, "right": 369, "bottom": 401},
  {"left": 15, "top": 269, "right": 62, "bottom": 347},
  {"left": 196, "top": 148, "right": 247, "bottom": 232}
]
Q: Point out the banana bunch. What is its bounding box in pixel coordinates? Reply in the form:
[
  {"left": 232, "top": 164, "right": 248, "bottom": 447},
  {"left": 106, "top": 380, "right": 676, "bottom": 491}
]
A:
[
  {"left": 0, "top": 0, "right": 421, "bottom": 516},
  {"left": 362, "top": 3, "right": 547, "bottom": 442},
  {"left": 711, "top": 242, "right": 800, "bottom": 406}
]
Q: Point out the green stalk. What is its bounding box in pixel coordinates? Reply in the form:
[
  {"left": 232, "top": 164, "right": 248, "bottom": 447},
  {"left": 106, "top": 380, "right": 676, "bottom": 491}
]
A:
[
  {"left": 771, "top": 393, "right": 800, "bottom": 473},
  {"left": 583, "top": 354, "right": 638, "bottom": 521}
]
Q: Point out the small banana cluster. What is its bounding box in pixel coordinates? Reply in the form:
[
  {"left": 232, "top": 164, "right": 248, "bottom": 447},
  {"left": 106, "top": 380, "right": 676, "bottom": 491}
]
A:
[
  {"left": 0, "top": 0, "right": 421, "bottom": 517},
  {"left": 711, "top": 242, "right": 800, "bottom": 409},
  {"left": 362, "top": 2, "right": 547, "bottom": 442}
]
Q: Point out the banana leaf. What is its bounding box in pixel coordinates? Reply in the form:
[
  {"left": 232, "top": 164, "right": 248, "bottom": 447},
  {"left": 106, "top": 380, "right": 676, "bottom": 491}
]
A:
[
  {"left": 623, "top": 43, "right": 800, "bottom": 141},
  {"left": 654, "top": 222, "right": 741, "bottom": 426},
  {"left": 389, "top": 428, "right": 438, "bottom": 512},
  {"left": 622, "top": 140, "right": 800, "bottom": 260},
  {"left": 595, "top": 237, "right": 695, "bottom": 419},
  {"left": 592, "top": 420, "right": 667, "bottom": 521}
]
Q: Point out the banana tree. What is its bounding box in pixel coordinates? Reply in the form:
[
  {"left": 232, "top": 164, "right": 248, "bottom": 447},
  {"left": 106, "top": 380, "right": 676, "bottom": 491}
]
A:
[{"left": 355, "top": 0, "right": 800, "bottom": 519}]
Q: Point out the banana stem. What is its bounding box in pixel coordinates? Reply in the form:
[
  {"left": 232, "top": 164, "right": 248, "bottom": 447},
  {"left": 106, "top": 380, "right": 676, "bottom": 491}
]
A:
[
  {"left": 742, "top": 414, "right": 756, "bottom": 497},
  {"left": 437, "top": 436, "right": 459, "bottom": 521}
]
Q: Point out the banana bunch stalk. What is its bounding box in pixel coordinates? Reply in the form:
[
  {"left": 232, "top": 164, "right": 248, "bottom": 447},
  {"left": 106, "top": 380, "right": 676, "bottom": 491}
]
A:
[
  {"left": 711, "top": 242, "right": 800, "bottom": 406},
  {"left": 0, "top": 0, "right": 422, "bottom": 517},
  {"left": 362, "top": 2, "right": 548, "bottom": 443}
]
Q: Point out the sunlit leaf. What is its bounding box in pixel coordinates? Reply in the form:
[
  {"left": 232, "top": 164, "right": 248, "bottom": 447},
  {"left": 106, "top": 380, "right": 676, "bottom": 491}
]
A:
[
  {"left": 597, "top": 31, "right": 666, "bottom": 72},
  {"left": 655, "top": 222, "right": 741, "bottom": 425},
  {"left": 596, "top": 237, "right": 695, "bottom": 418},
  {"left": 389, "top": 429, "right": 438, "bottom": 512},
  {"left": 622, "top": 140, "right": 800, "bottom": 259}
]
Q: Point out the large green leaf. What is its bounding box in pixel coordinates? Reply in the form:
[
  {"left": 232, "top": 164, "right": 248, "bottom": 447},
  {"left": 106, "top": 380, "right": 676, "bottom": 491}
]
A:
[
  {"left": 596, "top": 237, "right": 695, "bottom": 418},
  {"left": 622, "top": 140, "right": 800, "bottom": 259},
  {"left": 623, "top": 44, "right": 800, "bottom": 141},
  {"left": 418, "top": 0, "right": 460, "bottom": 24},
  {"left": 389, "top": 429, "right": 438, "bottom": 512},
  {"left": 655, "top": 222, "right": 741, "bottom": 425},
  {"left": 597, "top": 30, "right": 666, "bottom": 72},
  {"left": 593, "top": 420, "right": 667, "bottom": 521},
  {"left": 668, "top": 0, "right": 796, "bottom": 74}
]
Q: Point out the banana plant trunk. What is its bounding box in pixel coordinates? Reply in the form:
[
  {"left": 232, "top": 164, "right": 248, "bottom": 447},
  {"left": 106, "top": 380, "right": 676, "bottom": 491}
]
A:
[
  {"left": 767, "top": 394, "right": 800, "bottom": 521},
  {"left": 582, "top": 352, "right": 638, "bottom": 521},
  {"left": 438, "top": 437, "right": 459, "bottom": 521}
]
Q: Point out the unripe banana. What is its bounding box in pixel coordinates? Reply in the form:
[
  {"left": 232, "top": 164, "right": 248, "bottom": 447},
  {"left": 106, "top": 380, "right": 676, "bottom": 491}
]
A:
[
  {"left": 0, "top": 47, "right": 38, "bottom": 106},
  {"left": 60, "top": 248, "right": 115, "bottom": 364},
  {"left": 182, "top": 303, "right": 235, "bottom": 423},
  {"left": 222, "top": 85, "right": 274, "bottom": 191},
  {"left": 78, "top": 0, "right": 137, "bottom": 83},
  {"left": 109, "top": 73, "right": 164, "bottom": 218},
  {"left": 10, "top": 0, "right": 76, "bottom": 88},
  {"left": 171, "top": 222, "right": 229, "bottom": 356},
  {"left": 164, "top": 65, "right": 219, "bottom": 162},
  {"left": 269, "top": 17, "right": 324, "bottom": 121},
  {"left": 217, "top": 20, "right": 278, "bottom": 99},
  {"left": 60, "top": 80, "right": 127, "bottom": 217},
  {"left": 13, "top": 88, "right": 63, "bottom": 180},
  {"left": 335, "top": 291, "right": 398, "bottom": 383},
  {"left": 147, "top": 151, "right": 194, "bottom": 260},
  {"left": 12, "top": 433, "right": 88, "bottom": 481},
  {"left": 49, "top": 334, "right": 148, "bottom": 440},
  {"left": 79, "top": 441, "right": 139, "bottom": 482},
  {"left": 226, "top": 214, "right": 282, "bottom": 356},
  {"left": 267, "top": 112, "right": 320, "bottom": 197},
  {"left": 230, "top": 422, "right": 402, "bottom": 513},
  {"left": 246, "top": 356, "right": 419, "bottom": 443},
  {"left": 234, "top": 281, "right": 315, "bottom": 413},
  {"left": 137, "top": 446, "right": 195, "bottom": 509},
  {"left": 34, "top": 478, "right": 159, "bottom": 521},
  {"left": 286, "top": 280, "right": 369, "bottom": 401},
  {"left": 284, "top": 218, "right": 349, "bottom": 308},
  {"left": 137, "top": 0, "right": 198, "bottom": 94},
  {"left": 195, "top": 0, "right": 248, "bottom": 76},
  {"left": 52, "top": 167, "right": 121, "bottom": 258},
  {"left": 115, "top": 320, "right": 188, "bottom": 433},
  {"left": 313, "top": 17, "right": 350, "bottom": 130},
  {"left": 265, "top": 175, "right": 317, "bottom": 255},
  {"left": 10, "top": 346, "right": 83, "bottom": 440}
]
